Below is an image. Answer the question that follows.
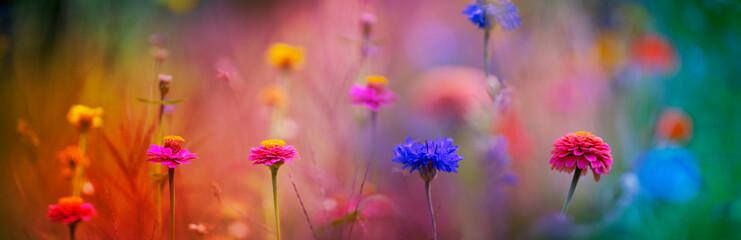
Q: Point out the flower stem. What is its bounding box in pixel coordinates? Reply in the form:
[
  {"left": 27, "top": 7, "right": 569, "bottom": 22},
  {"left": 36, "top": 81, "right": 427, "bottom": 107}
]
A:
[
  {"left": 346, "top": 111, "right": 378, "bottom": 239},
  {"left": 72, "top": 132, "right": 88, "bottom": 197},
  {"left": 561, "top": 168, "right": 582, "bottom": 216},
  {"left": 271, "top": 167, "right": 281, "bottom": 240},
  {"left": 169, "top": 167, "right": 175, "bottom": 240},
  {"left": 68, "top": 223, "right": 77, "bottom": 240},
  {"left": 484, "top": 29, "right": 490, "bottom": 83},
  {"left": 425, "top": 180, "right": 437, "bottom": 240}
]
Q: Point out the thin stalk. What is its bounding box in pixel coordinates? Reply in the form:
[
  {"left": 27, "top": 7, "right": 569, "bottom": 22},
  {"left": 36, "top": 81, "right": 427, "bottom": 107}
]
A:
[
  {"left": 155, "top": 91, "right": 166, "bottom": 226},
  {"left": 169, "top": 168, "right": 175, "bottom": 240},
  {"left": 560, "top": 168, "right": 582, "bottom": 216},
  {"left": 270, "top": 167, "right": 280, "bottom": 240},
  {"left": 425, "top": 180, "right": 437, "bottom": 240},
  {"left": 271, "top": 167, "right": 282, "bottom": 240},
  {"left": 68, "top": 223, "right": 77, "bottom": 240},
  {"left": 289, "top": 173, "right": 318, "bottom": 240},
  {"left": 346, "top": 111, "right": 377, "bottom": 239},
  {"left": 72, "top": 132, "right": 88, "bottom": 197},
  {"left": 484, "top": 29, "right": 491, "bottom": 83}
]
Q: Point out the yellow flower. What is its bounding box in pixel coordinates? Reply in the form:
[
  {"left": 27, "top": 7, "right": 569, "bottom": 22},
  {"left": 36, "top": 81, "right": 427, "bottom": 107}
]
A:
[
  {"left": 258, "top": 85, "right": 287, "bottom": 108},
  {"left": 67, "top": 105, "right": 103, "bottom": 130},
  {"left": 266, "top": 43, "right": 304, "bottom": 71}
]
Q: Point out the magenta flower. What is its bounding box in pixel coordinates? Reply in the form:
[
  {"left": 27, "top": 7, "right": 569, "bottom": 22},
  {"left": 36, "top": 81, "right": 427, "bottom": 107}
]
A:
[
  {"left": 550, "top": 131, "right": 613, "bottom": 181},
  {"left": 147, "top": 135, "right": 198, "bottom": 168},
  {"left": 47, "top": 196, "right": 96, "bottom": 225},
  {"left": 248, "top": 139, "right": 298, "bottom": 166},
  {"left": 349, "top": 76, "right": 396, "bottom": 111}
]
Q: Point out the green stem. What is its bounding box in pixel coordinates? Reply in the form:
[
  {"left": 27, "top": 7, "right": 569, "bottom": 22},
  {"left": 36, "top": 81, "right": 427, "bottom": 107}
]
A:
[
  {"left": 425, "top": 180, "right": 437, "bottom": 240},
  {"left": 484, "top": 29, "right": 490, "bottom": 83},
  {"left": 271, "top": 167, "right": 281, "bottom": 240},
  {"left": 155, "top": 91, "right": 166, "bottom": 226},
  {"left": 169, "top": 168, "right": 175, "bottom": 240},
  {"left": 68, "top": 223, "right": 77, "bottom": 240},
  {"left": 561, "top": 168, "right": 582, "bottom": 216},
  {"left": 72, "top": 132, "right": 88, "bottom": 197}
]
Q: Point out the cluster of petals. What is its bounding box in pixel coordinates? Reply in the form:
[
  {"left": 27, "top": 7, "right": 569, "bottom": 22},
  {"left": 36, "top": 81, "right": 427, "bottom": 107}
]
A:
[
  {"left": 248, "top": 139, "right": 298, "bottom": 166},
  {"left": 549, "top": 131, "right": 613, "bottom": 181},
  {"left": 47, "top": 197, "right": 96, "bottom": 225},
  {"left": 392, "top": 135, "right": 463, "bottom": 173},
  {"left": 146, "top": 136, "right": 198, "bottom": 168}
]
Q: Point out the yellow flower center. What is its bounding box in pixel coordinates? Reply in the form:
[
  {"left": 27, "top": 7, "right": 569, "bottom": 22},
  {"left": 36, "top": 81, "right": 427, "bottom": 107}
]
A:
[
  {"left": 261, "top": 139, "right": 286, "bottom": 148},
  {"left": 574, "top": 131, "right": 592, "bottom": 136},
  {"left": 365, "top": 75, "right": 388, "bottom": 85},
  {"left": 59, "top": 196, "right": 84, "bottom": 205},
  {"left": 163, "top": 135, "right": 185, "bottom": 153}
]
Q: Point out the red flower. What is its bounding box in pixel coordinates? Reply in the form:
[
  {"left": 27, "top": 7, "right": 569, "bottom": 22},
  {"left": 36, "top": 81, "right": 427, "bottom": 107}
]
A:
[
  {"left": 550, "top": 131, "right": 613, "bottom": 181},
  {"left": 47, "top": 196, "right": 96, "bottom": 225}
]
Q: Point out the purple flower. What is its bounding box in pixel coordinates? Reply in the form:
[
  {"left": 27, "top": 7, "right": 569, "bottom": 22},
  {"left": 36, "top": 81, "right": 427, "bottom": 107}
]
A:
[{"left": 392, "top": 135, "right": 464, "bottom": 174}]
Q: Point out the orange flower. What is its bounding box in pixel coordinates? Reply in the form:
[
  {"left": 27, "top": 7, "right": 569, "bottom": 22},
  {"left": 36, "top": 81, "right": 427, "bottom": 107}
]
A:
[
  {"left": 67, "top": 105, "right": 103, "bottom": 130},
  {"left": 266, "top": 43, "right": 304, "bottom": 71},
  {"left": 657, "top": 108, "right": 693, "bottom": 142}
]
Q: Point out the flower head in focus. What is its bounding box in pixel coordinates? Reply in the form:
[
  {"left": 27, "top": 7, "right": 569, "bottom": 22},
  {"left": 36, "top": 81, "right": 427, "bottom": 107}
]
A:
[
  {"left": 248, "top": 139, "right": 298, "bottom": 167},
  {"left": 47, "top": 196, "right": 96, "bottom": 225},
  {"left": 463, "top": 0, "right": 521, "bottom": 31},
  {"left": 392, "top": 135, "right": 464, "bottom": 181},
  {"left": 267, "top": 43, "right": 304, "bottom": 71},
  {"left": 349, "top": 75, "right": 396, "bottom": 111},
  {"left": 67, "top": 105, "right": 103, "bottom": 130},
  {"left": 550, "top": 131, "right": 613, "bottom": 181},
  {"left": 656, "top": 108, "right": 693, "bottom": 143},
  {"left": 146, "top": 135, "right": 198, "bottom": 168}
]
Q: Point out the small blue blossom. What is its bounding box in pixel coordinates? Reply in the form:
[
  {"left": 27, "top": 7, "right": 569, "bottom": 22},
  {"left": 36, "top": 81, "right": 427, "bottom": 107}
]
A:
[
  {"left": 392, "top": 135, "right": 464, "bottom": 173},
  {"left": 635, "top": 147, "right": 702, "bottom": 203},
  {"left": 462, "top": 0, "right": 522, "bottom": 31}
]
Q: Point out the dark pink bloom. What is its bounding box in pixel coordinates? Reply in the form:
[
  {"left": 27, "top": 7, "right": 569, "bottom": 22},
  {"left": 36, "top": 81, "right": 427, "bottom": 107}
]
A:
[
  {"left": 248, "top": 139, "right": 298, "bottom": 166},
  {"left": 47, "top": 197, "right": 96, "bottom": 225},
  {"left": 348, "top": 84, "right": 395, "bottom": 111},
  {"left": 550, "top": 131, "right": 613, "bottom": 181},
  {"left": 147, "top": 135, "right": 198, "bottom": 168}
]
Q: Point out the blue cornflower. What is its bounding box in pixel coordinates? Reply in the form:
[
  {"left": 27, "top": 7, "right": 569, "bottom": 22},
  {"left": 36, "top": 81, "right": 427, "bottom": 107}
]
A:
[
  {"left": 392, "top": 135, "right": 464, "bottom": 174},
  {"left": 462, "top": 0, "right": 521, "bottom": 31}
]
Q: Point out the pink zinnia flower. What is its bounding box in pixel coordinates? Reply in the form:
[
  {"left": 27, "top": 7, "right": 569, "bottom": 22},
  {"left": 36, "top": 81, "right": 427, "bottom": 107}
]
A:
[
  {"left": 349, "top": 76, "right": 396, "bottom": 111},
  {"left": 550, "top": 131, "right": 613, "bottom": 181},
  {"left": 47, "top": 196, "right": 96, "bottom": 225},
  {"left": 248, "top": 139, "right": 298, "bottom": 166},
  {"left": 147, "top": 135, "right": 198, "bottom": 168}
]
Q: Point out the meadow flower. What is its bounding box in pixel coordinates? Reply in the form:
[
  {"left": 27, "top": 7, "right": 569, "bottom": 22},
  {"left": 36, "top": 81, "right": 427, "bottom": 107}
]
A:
[
  {"left": 67, "top": 105, "right": 103, "bottom": 130},
  {"left": 635, "top": 147, "right": 701, "bottom": 203},
  {"left": 258, "top": 85, "right": 288, "bottom": 108},
  {"left": 249, "top": 139, "right": 298, "bottom": 240},
  {"left": 656, "top": 108, "right": 693, "bottom": 143},
  {"left": 47, "top": 196, "right": 96, "bottom": 225},
  {"left": 58, "top": 146, "right": 87, "bottom": 170},
  {"left": 248, "top": 139, "right": 298, "bottom": 167},
  {"left": 391, "top": 135, "right": 463, "bottom": 240},
  {"left": 550, "top": 131, "right": 613, "bottom": 181},
  {"left": 146, "top": 135, "right": 198, "bottom": 168},
  {"left": 413, "top": 67, "right": 490, "bottom": 124},
  {"left": 550, "top": 131, "right": 613, "bottom": 216},
  {"left": 348, "top": 75, "right": 396, "bottom": 111},
  {"left": 462, "top": 0, "right": 521, "bottom": 31},
  {"left": 392, "top": 135, "right": 464, "bottom": 177},
  {"left": 630, "top": 33, "right": 676, "bottom": 74},
  {"left": 267, "top": 43, "right": 304, "bottom": 71}
]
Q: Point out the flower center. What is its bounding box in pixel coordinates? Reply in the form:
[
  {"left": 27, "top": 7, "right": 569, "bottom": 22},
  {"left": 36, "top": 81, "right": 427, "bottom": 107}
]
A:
[
  {"left": 163, "top": 135, "right": 185, "bottom": 153},
  {"left": 574, "top": 131, "right": 592, "bottom": 136},
  {"left": 261, "top": 139, "right": 286, "bottom": 148}
]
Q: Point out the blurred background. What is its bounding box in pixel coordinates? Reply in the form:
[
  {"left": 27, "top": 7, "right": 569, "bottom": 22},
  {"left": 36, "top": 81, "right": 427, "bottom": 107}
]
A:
[{"left": 1, "top": 0, "right": 740, "bottom": 239}]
